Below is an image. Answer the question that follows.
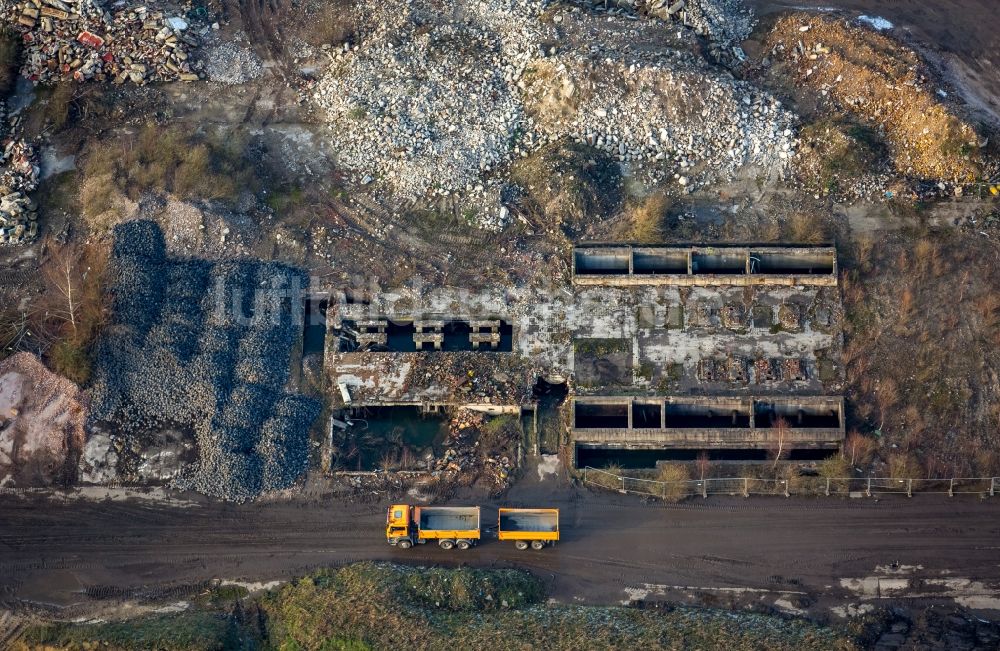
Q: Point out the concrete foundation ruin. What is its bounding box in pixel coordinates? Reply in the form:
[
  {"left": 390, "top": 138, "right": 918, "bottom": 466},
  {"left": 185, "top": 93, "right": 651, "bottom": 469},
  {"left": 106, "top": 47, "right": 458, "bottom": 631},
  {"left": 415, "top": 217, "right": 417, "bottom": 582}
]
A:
[
  {"left": 324, "top": 242, "right": 846, "bottom": 466},
  {"left": 572, "top": 395, "right": 844, "bottom": 467},
  {"left": 573, "top": 244, "right": 837, "bottom": 286}
]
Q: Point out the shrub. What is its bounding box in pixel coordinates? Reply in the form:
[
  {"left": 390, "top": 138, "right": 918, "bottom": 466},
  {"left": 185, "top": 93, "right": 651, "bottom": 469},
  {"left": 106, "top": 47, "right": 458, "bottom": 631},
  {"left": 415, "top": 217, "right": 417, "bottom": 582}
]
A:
[
  {"left": 887, "top": 452, "right": 921, "bottom": 479},
  {"left": 624, "top": 193, "right": 670, "bottom": 243},
  {"left": 49, "top": 340, "right": 91, "bottom": 385},
  {"left": 818, "top": 454, "right": 852, "bottom": 493},
  {"left": 79, "top": 125, "right": 249, "bottom": 230},
  {"left": 656, "top": 463, "right": 691, "bottom": 502}
]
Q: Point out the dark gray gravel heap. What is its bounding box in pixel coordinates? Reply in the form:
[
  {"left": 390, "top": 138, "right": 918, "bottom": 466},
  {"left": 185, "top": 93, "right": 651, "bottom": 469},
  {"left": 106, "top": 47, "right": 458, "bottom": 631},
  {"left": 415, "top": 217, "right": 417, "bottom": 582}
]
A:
[{"left": 88, "top": 221, "right": 320, "bottom": 501}]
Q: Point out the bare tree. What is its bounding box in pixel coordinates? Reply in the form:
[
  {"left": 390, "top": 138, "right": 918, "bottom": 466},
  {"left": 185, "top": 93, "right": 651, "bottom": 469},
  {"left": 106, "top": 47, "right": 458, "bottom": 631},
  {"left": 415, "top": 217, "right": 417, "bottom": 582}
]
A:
[
  {"left": 695, "top": 451, "right": 711, "bottom": 481},
  {"left": 843, "top": 430, "right": 875, "bottom": 469},
  {"left": 41, "top": 242, "right": 84, "bottom": 340},
  {"left": 770, "top": 416, "right": 789, "bottom": 470}
]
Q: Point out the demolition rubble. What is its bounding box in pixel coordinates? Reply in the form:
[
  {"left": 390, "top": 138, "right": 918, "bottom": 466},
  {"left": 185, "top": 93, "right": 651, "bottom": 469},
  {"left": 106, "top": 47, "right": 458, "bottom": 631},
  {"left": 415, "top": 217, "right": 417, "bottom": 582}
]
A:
[
  {"left": 4, "top": 0, "right": 202, "bottom": 83},
  {"left": 311, "top": 0, "right": 795, "bottom": 229},
  {"left": 86, "top": 221, "right": 320, "bottom": 501},
  {"left": 0, "top": 137, "right": 39, "bottom": 246}
]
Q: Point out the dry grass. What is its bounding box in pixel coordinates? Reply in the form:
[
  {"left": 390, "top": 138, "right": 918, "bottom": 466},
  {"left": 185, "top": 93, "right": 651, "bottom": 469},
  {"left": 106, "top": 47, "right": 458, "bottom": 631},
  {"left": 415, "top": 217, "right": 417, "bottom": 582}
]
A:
[
  {"left": 80, "top": 125, "right": 251, "bottom": 231},
  {"left": 587, "top": 463, "right": 623, "bottom": 490},
  {"left": 842, "top": 228, "right": 1000, "bottom": 477},
  {"left": 511, "top": 140, "right": 622, "bottom": 237},
  {"left": 763, "top": 14, "right": 983, "bottom": 182},
  {"left": 622, "top": 193, "right": 670, "bottom": 243},
  {"left": 656, "top": 463, "right": 691, "bottom": 502},
  {"left": 784, "top": 213, "right": 829, "bottom": 244}
]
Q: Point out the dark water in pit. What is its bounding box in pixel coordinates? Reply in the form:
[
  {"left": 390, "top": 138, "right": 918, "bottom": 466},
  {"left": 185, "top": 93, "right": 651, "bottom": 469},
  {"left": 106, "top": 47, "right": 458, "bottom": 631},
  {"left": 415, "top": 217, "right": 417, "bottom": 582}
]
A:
[
  {"left": 303, "top": 299, "right": 328, "bottom": 355},
  {"left": 576, "top": 447, "right": 834, "bottom": 468},
  {"left": 344, "top": 407, "right": 449, "bottom": 470}
]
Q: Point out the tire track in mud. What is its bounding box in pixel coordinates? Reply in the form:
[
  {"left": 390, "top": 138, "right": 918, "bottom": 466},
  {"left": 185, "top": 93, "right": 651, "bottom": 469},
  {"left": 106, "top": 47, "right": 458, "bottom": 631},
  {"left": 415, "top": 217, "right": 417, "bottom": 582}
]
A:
[{"left": 1, "top": 490, "right": 998, "bottom": 615}]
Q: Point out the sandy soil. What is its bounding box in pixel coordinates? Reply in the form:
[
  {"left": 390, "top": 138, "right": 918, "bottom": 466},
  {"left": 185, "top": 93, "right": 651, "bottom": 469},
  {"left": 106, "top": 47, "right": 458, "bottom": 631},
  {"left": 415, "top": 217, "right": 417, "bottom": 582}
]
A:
[{"left": 751, "top": 0, "right": 1000, "bottom": 127}]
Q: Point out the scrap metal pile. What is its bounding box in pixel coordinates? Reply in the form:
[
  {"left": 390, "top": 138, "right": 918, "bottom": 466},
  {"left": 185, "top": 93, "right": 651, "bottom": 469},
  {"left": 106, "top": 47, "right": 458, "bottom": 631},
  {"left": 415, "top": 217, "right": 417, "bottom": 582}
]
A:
[{"left": 6, "top": 0, "right": 202, "bottom": 83}]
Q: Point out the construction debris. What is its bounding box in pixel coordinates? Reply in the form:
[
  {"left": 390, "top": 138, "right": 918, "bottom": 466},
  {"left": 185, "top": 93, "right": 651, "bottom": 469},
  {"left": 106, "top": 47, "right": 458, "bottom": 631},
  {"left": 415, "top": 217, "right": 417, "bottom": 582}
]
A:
[
  {"left": 0, "top": 137, "right": 40, "bottom": 246},
  {"left": 311, "top": 0, "right": 795, "bottom": 229},
  {"left": 0, "top": 352, "right": 87, "bottom": 486},
  {"left": 4, "top": 0, "right": 203, "bottom": 84}
]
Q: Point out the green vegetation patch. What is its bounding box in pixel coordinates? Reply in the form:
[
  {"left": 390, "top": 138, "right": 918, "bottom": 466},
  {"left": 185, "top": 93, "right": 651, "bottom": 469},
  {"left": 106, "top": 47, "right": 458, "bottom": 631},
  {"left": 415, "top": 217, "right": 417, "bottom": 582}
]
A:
[
  {"left": 262, "top": 563, "right": 851, "bottom": 651},
  {"left": 17, "top": 563, "right": 856, "bottom": 651},
  {"left": 573, "top": 337, "right": 631, "bottom": 357},
  {"left": 22, "top": 610, "right": 234, "bottom": 651}
]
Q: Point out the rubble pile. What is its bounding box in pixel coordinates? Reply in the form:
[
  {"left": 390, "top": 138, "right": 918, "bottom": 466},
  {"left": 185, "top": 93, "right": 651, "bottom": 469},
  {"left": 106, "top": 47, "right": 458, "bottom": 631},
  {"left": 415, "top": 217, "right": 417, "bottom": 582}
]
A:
[
  {"left": 203, "top": 40, "right": 262, "bottom": 85},
  {"left": 405, "top": 352, "right": 535, "bottom": 405},
  {"left": 87, "top": 221, "right": 320, "bottom": 501},
  {"left": 761, "top": 14, "right": 984, "bottom": 183},
  {"left": 437, "top": 409, "right": 515, "bottom": 492},
  {"left": 0, "top": 352, "right": 87, "bottom": 486},
  {"left": 0, "top": 138, "right": 40, "bottom": 246},
  {"left": 312, "top": 0, "right": 795, "bottom": 229},
  {"left": 5, "top": 0, "right": 202, "bottom": 84}
]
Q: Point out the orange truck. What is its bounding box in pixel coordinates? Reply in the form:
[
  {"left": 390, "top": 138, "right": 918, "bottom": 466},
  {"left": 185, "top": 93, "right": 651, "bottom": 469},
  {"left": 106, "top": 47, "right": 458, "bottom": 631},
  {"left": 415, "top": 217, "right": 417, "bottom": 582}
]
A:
[
  {"left": 386, "top": 505, "right": 481, "bottom": 550},
  {"left": 498, "top": 508, "right": 559, "bottom": 550},
  {"left": 386, "top": 504, "right": 559, "bottom": 551}
]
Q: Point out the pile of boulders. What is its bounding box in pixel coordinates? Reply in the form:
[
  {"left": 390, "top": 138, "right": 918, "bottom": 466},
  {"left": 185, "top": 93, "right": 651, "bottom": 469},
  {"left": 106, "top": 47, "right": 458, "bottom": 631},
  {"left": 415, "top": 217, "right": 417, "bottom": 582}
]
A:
[
  {"left": 0, "top": 138, "right": 40, "bottom": 246},
  {"left": 5, "top": 0, "right": 202, "bottom": 83}
]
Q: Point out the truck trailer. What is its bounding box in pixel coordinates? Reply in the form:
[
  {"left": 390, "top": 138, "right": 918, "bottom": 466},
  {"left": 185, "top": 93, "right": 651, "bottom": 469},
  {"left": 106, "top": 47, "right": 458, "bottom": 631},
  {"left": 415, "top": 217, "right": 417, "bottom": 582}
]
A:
[
  {"left": 498, "top": 508, "right": 559, "bottom": 550},
  {"left": 386, "top": 504, "right": 481, "bottom": 550}
]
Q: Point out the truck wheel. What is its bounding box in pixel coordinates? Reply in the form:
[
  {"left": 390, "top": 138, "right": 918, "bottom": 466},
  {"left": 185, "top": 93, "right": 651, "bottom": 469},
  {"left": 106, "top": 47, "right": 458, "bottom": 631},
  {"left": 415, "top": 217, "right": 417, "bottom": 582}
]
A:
[
  {"left": 397, "top": 540, "right": 412, "bottom": 549},
  {"left": 515, "top": 541, "right": 529, "bottom": 551},
  {"left": 439, "top": 539, "right": 455, "bottom": 550},
  {"left": 456, "top": 539, "right": 471, "bottom": 550},
  {"left": 531, "top": 540, "right": 545, "bottom": 550}
]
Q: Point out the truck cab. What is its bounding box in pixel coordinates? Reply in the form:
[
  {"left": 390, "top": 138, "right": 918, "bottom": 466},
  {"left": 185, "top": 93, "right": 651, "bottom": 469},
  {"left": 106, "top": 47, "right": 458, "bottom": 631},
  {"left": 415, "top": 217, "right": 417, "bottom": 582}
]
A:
[{"left": 386, "top": 504, "right": 413, "bottom": 548}]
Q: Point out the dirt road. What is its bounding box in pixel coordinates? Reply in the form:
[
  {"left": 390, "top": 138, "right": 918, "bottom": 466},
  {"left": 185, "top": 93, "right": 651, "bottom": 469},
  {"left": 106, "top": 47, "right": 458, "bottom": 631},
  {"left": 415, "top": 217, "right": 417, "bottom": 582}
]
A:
[{"left": 2, "top": 482, "right": 999, "bottom": 618}]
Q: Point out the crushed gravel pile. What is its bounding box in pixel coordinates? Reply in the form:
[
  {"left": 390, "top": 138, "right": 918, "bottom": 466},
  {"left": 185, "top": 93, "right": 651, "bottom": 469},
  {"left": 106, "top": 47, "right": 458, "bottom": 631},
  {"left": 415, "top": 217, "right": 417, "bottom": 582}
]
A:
[
  {"left": 312, "top": 0, "right": 794, "bottom": 229},
  {"left": 87, "top": 221, "right": 320, "bottom": 501},
  {"left": 203, "top": 41, "right": 263, "bottom": 84}
]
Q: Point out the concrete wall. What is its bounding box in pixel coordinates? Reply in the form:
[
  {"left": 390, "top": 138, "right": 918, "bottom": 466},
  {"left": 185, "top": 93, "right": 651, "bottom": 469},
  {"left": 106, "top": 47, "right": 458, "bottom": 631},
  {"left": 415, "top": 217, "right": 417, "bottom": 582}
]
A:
[
  {"left": 571, "top": 395, "right": 844, "bottom": 449},
  {"left": 573, "top": 245, "right": 838, "bottom": 287}
]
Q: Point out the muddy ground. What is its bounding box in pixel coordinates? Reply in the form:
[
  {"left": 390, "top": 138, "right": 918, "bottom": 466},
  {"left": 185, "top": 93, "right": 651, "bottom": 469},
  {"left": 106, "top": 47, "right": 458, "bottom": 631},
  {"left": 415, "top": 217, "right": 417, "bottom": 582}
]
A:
[{"left": 1, "top": 471, "right": 999, "bottom": 625}]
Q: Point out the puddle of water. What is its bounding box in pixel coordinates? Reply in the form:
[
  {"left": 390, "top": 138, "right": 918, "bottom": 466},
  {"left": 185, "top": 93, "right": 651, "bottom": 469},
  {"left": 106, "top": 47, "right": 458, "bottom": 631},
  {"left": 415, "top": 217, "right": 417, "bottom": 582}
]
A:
[{"left": 343, "top": 406, "right": 448, "bottom": 470}]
